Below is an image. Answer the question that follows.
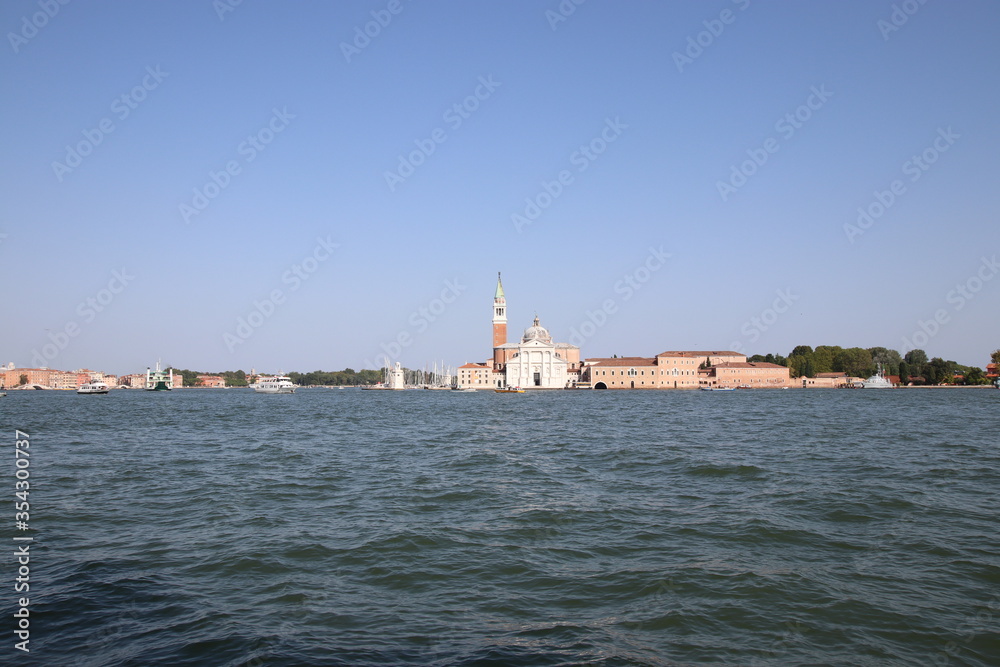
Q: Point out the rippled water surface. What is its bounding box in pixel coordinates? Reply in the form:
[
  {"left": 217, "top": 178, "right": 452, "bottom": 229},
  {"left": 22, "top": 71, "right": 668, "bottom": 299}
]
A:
[{"left": 3, "top": 388, "right": 999, "bottom": 665}]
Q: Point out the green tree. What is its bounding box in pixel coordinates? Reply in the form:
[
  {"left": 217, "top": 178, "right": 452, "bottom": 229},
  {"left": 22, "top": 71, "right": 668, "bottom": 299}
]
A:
[
  {"left": 174, "top": 369, "right": 199, "bottom": 387},
  {"left": 898, "top": 360, "right": 910, "bottom": 384},
  {"left": 803, "top": 358, "right": 816, "bottom": 378},
  {"left": 812, "top": 346, "right": 841, "bottom": 374},
  {"left": 787, "top": 354, "right": 808, "bottom": 377},
  {"left": 868, "top": 347, "right": 902, "bottom": 375},
  {"left": 833, "top": 347, "right": 873, "bottom": 378},
  {"left": 963, "top": 366, "right": 987, "bottom": 385},
  {"left": 905, "top": 349, "right": 928, "bottom": 366},
  {"left": 220, "top": 370, "right": 248, "bottom": 387},
  {"left": 927, "top": 358, "right": 954, "bottom": 384},
  {"left": 18, "top": 374, "right": 28, "bottom": 386},
  {"left": 790, "top": 345, "right": 814, "bottom": 357},
  {"left": 991, "top": 349, "right": 1000, "bottom": 366}
]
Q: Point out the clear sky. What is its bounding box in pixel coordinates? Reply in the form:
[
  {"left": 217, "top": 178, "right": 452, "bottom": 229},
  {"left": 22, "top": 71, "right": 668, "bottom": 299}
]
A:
[{"left": 2, "top": 0, "right": 998, "bottom": 374}]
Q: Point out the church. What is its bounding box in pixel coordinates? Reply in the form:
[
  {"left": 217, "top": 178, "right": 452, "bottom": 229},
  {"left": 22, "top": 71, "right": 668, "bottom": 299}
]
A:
[{"left": 455, "top": 274, "right": 581, "bottom": 389}]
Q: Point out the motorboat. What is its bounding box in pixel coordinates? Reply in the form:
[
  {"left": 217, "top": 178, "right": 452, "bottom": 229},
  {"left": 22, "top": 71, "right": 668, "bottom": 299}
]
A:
[
  {"left": 252, "top": 376, "right": 296, "bottom": 394},
  {"left": 78, "top": 380, "right": 111, "bottom": 394}
]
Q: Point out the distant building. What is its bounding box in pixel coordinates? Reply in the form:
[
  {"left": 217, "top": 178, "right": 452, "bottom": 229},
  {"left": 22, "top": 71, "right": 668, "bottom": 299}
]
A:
[
  {"left": 3, "top": 368, "right": 51, "bottom": 387},
  {"left": 50, "top": 370, "right": 80, "bottom": 390},
  {"left": 120, "top": 373, "right": 147, "bottom": 388},
  {"left": 487, "top": 274, "right": 581, "bottom": 389},
  {"left": 704, "top": 362, "right": 791, "bottom": 388},
  {"left": 455, "top": 363, "right": 492, "bottom": 389},
  {"left": 987, "top": 363, "right": 998, "bottom": 379},
  {"left": 581, "top": 351, "right": 788, "bottom": 389},
  {"left": 196, "top": 375, "right": 226, "bottom": 388},
  {"left": 583, "top": 357, "right": 660, "bottom": 389},
  {"left": 799, "top": 372, "right": 851, "bottom": 388}
]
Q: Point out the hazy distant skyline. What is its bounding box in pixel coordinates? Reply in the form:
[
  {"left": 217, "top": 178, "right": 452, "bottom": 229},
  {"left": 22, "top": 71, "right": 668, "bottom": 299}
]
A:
[{"left": 3, "top": 1, "right": 999, "bottom": 374}]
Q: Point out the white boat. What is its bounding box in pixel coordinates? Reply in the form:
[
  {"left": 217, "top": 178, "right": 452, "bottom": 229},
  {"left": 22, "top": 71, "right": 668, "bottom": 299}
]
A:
[
  {"left": 451, "top": 387, "right": 477, "bottom": 392},
  {"left": 146, "top": 360, "right": 174, "bottom": 391},
  {"left": 252, "top": 376, "right": 296, "bottom": 394},
  {"left": 700, "top": 386, "right": 735, "bottom": 391},
  {"left": 77, "top": 380, "right": 110, "bottom": 395},
  {"left": 860, "top": 365, "right": 893, "bottom": 389}
]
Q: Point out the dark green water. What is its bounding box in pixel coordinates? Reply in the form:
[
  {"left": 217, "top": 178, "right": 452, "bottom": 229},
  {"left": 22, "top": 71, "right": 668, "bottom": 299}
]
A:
[{"left": 2, "top": 388, "right": 998, "bottom": 666}]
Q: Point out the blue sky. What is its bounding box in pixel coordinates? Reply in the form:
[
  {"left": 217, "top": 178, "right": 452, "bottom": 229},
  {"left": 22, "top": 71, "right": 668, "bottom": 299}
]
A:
[{"left": 2, "top": 0, "right": 998, "bottom": 374}]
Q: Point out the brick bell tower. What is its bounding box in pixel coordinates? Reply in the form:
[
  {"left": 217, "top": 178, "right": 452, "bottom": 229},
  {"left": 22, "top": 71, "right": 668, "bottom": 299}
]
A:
[{"left": 492, "top": 272, "right": 507, "bottom": 355}]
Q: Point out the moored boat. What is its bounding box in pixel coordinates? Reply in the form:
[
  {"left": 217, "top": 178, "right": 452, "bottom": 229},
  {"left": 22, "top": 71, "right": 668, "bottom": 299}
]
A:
[
  {"left": 495, "top": 387, "right": 525, "bottom": 393},
  {"left": 860, "top": 365, "right": 893, "bottom": 389}
]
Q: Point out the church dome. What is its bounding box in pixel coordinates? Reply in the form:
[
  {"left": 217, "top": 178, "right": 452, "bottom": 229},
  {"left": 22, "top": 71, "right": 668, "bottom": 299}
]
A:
[{"left": 522, "top": 316, "right": 552, "bottom": 343}]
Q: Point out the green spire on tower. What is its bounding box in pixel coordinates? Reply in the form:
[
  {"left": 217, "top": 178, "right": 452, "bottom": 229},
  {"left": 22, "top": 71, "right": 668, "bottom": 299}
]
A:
[{"left": 495, "top": 272, "right": 505, "bottom": 299}]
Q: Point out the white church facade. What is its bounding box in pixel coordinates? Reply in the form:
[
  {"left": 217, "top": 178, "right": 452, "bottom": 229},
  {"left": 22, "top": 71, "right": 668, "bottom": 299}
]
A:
[
  {"left": 502, "top": 317, "right": 575, "bottom": 389},
  {"left": 455, "top": 274, "right": 581, "bottom": 389}
]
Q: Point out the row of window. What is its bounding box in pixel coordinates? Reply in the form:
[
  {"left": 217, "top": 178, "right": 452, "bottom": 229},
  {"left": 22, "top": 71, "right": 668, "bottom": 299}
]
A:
[{"left": 596, "top": 368, "right": 696, "bottom": 376}]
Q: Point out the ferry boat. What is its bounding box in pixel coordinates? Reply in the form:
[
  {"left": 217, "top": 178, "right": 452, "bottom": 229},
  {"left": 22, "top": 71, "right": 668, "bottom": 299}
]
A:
[
  {"left": 252, "top": 376, "right": 296, "bottom": 394},
  {"left": 495, "top": 387, "right": 525, "bottom": 393},
  {"left": 700, "top": 386, "right": 735, "bottom": 391},
  {"left": 77, "top": 380, "right": 110, "bottom": 395},
  {"left": 145, "top": 361, "right": 174, "bottom": 391},
  {"left": 860, "top": 365, "right": 893, "bottom": 389}
]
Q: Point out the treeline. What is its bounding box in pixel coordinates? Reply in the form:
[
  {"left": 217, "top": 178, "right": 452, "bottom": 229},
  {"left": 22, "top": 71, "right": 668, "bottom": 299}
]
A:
[
  {"left": 171, "top": 368, "right": 387, "bottom": 386},
  {"left": 747, "top": 346, "right": 998, "bottom": 385},
  {"left": 171, "top": 369, "right": 249, "bottom": 387},
  {"left": 286, "top": 369, "right": 383, "bottom": 386}
]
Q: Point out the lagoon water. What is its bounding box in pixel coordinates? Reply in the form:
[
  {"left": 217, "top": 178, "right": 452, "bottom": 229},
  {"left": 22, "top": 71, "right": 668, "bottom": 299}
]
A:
[{"left": 3, "top": 388, "right": 999, "bottom": 665}]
